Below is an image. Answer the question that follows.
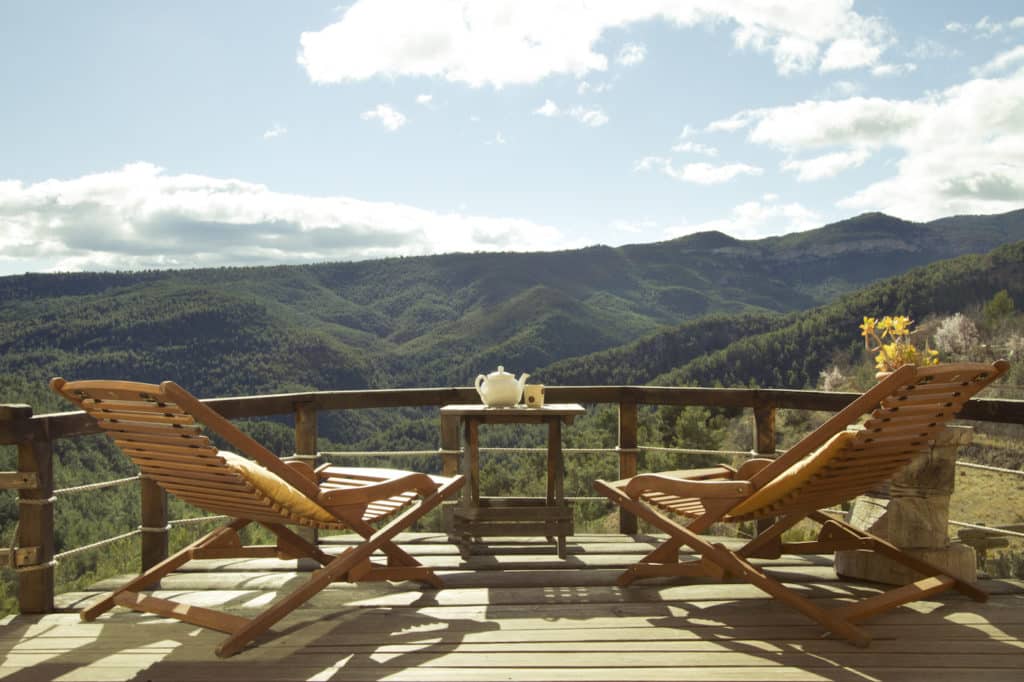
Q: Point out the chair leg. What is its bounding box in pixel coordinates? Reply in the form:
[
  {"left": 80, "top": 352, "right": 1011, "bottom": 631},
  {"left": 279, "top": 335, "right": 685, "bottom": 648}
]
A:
[
  {"left": 81, "top": 520, "right": 249, "bottom": 622},
  {"left": 822, "top": 516, "right": 988, "bottom": 603},
  {"left": 263, "top": 523, "right": 334, "bottom": 565},
  {"left": 707, "top": 542, "right": 872, "bottom": 647},
  {"left": 216, "top": 479, "right": 460, "bottom": 657},
  {"left": 596, "top": 481, "right": 874, "bottom": 646},
  {"left": 596, "top": 480, "right": 728, "bottom": 585}
]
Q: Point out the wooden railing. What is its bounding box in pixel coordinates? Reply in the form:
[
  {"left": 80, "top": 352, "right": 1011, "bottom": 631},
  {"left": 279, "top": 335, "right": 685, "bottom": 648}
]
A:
[{"left": 2, "top": 385, "right": 1023, "bottom": 614}]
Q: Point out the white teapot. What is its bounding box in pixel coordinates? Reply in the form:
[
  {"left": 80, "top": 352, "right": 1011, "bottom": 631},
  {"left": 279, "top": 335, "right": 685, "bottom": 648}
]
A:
[{"left": 475, "top": 366, "right": 530, "bottom": 407}]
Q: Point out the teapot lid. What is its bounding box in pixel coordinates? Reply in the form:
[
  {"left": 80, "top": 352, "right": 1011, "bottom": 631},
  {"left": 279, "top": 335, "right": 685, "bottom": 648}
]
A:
[{"left": 489, "top": 365, "right": 510, "bottom": 376}]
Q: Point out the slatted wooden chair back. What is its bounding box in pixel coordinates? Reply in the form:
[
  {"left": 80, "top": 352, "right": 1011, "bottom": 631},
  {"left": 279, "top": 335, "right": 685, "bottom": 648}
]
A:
[
  {"left": 52, "top": 379, "right": 347, "bottom": 529},
  {"left": 730, "top": 362, "right": 1007, "bottom": 521}
]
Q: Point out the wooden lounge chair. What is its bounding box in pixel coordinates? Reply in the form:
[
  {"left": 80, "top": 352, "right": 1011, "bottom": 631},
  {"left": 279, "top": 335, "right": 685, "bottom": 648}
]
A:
[
  {"left": 51, "top": 378, "right": 464, "bottom": 657},
  {"left": 595, "top": 361, "right": 1008, "bottom": 647}
]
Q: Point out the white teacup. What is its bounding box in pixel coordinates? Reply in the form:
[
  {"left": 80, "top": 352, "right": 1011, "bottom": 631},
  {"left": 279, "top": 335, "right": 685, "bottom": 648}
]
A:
[{"left": 523, "top": 384, "right": 545, "bottom": 407}]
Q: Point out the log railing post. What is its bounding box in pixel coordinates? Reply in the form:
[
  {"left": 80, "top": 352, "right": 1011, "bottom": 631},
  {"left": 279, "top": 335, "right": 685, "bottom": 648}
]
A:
[
  {"left": 15, "top": 408, "right": 56, "bottom": 613},
  {"left": 752, "top": 404, "right": 776, "bottom": 535},
  {"left": 439, "top": 413, "right": 462, "bottom": 538},
  {"left": 753, "top": 405, "right": 776, "bottom": 458},
  {"left": 617, "top": 401, "right": 639, "bottom": 535},
  {"left": 440, "top": 413, "right": 461, "bottom": 477},
  {"left": 294, "top": 402, "right": 319, "bottom": 546},
  {"left": 139, "top": 476, "right": 168, "bottom": 572}
]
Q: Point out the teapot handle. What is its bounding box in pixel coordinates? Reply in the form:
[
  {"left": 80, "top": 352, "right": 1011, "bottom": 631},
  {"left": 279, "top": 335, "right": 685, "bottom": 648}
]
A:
[{"left": 474, "top": 374, "right": 486, "bottom": 401}]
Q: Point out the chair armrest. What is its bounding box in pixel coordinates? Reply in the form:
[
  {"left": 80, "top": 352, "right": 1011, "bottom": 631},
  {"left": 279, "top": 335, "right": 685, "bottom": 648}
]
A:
[
  {"left": 736, "top": 458, "right": 774, "bottom": 480},
  {"left": 624, "top": 473, "right": 752, "bottom": 500},
  {"left": 318, "top": 471, "right": 440, "bottom": 509},
  {"left": 284, "top": 460, "right": 318, "bottom": 485}
]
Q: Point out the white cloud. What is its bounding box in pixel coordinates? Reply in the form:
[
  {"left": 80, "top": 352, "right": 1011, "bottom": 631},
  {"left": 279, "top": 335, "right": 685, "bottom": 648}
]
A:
[
  {"left": 972, "top": 45, "right": 1024, "bottom": 76},
  {"left": 711, "top": 66, "right": 1024, "bottom": 219},
  {"left": 672, "top": 162, "right": 762, "bottom": 184},
  {"left": 0, "top": 163, "right": 570, "bottom": 274},
  {"left": 486, "top": 131, "right": 507, "bottom": 145},
  {"left": 298, "top": 0, "right": 892, "bottom": 87},
  {"left": 820, "top": 37, "right": 885, "bottom": 72},
  {"left": 871, "top": 62, "right": 916, "bottom": 77},
  {"left": 908, "top": 38, "right": 959, "bottom": 60},
  {"left": 633, "top": 156, "right": 667, "bottom": 173},
  {"left": 617, "top": 43, "right": 646, "bottom": 66},
  {"left": 823, "top": 80, "right": 862, "bottom": 97},
  {"left": 577, "top": 80, "right": 611, "bottom": 94},
  {"left": 262, "top": 123, "right": 287, "bottom": 139},
  {"left": 706, "top": 113, "right": 753, "bottom": 133},
  {"left": 416, "top": 93, "right": 433, "bottom": 105},
  {"left": 781, "top": 148, "right": 871, "bottom": 181},
  {"left": 665, "top": 198, "right": 822, "bottom": 240},
  {"left": 534, "top": 99, "right": 560, "bottom": 117},
  {"left": 534, "top": 99, "right": 608, "bottom": 127},
  {"left": 672, "top": 140, "right": 719, "bottom": 156},
  {"left": 947, "top": 15, "right": 1021, "bottom": 37},
  {"left": 361, "top": 104, "right": 407, "bottom": 131},
  {"left": 738, "top": 97, "right": 927, "bottom": 150},
  {"left": 571, "top": 106, "right": 609, "bottom": 127},
  {"left": 974, "top": 16, "right": 1004, "bottom": 36},
  {"left": 635, "top": 157, "right": 762, "bottom": 185}
]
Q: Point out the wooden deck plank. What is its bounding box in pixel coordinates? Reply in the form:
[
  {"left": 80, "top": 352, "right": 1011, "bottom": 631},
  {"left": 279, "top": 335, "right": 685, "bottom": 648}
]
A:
[
  {"left": 0, "top": 668, "right": 1011, "bottom": 682},
  {"left": 4, "top": 534, "right": 1024, "bottom": 682}
]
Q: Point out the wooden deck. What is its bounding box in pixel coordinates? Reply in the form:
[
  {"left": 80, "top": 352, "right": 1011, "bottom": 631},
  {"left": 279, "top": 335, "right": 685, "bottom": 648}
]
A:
[{"left": 2, "top": 533, "right": 1023, "bottom": 681}]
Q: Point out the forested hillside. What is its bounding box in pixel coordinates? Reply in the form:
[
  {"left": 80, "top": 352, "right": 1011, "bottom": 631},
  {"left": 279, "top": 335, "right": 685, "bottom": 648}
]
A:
[
  {"left": 3, "top": 209, "right": 1024, "bottom": 401},
  {"left": 4, "top": 216, "right": 1024, "bottom": 613},
  {"left": 535, "top": 242, "right": 1024, "bottom": 390}
]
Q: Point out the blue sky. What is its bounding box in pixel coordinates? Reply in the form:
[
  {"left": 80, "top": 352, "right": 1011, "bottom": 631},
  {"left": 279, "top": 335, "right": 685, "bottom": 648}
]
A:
[{"left": 2, "top": 1, "right": 1024, "bottom": 274}]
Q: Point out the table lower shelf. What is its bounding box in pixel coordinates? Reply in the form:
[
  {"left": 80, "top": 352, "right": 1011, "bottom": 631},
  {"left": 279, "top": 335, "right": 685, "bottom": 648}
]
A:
[{"left": 448, "top": 497, "right": 574, "bottom": 558}]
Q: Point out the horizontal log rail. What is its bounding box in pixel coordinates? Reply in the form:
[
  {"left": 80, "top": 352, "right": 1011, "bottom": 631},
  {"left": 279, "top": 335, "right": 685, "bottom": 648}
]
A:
[
  {"left": 5, "top": 386, "right": 1023, "bottom": 445},
  {"left": 2, "top": 384, "right": 1023, "bottom": 613}
]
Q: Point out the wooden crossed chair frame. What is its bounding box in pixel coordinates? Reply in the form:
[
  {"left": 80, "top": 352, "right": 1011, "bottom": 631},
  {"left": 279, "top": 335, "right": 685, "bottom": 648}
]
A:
[
  {"left": 595, "top": 361, "right": 1009, "bottom": 647},
  {"left": 51, "top": 378, "right": 464, "bottom": 657}
]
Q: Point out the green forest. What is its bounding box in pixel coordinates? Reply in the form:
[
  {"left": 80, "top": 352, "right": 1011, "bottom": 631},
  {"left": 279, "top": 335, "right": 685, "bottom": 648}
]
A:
[{"left": 2, "top": 215, "right": 1024, "bottom": 615}]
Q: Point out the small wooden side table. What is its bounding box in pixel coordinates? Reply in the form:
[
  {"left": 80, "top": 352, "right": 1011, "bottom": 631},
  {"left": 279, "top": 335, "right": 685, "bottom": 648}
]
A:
[{"left": 440, "top": 403, "right": 585, "bottom": 558}]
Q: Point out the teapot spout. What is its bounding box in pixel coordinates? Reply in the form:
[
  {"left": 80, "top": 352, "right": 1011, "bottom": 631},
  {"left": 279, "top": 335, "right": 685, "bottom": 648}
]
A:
[{"left": 517, "top": 373, "right": 530, "bottom": 391}]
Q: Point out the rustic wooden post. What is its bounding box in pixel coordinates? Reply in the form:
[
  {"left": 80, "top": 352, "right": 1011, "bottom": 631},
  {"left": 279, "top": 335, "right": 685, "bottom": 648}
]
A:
[
  {"left": 293, "top": 402, "right": 318, "bottom": 546},
  {"left": 752, "top": 405, "right": 776, "bottom": 535},
  {"left": 15, "top": 408, "right": 56, "bottom": 613},
  {"left": 440, "top": 413, "right": 461, "bottom": 477},
  {"left": 617, "top": 401, "right": 639, "bottom": 534},
  {"left": 753, "top": 405, "right": 776, "bottom": 457},
  {"left": 439, "top": 413, "right": 461, "bottom": 537},
  {"left": 139, "top": 476, "right": 168, "bottom": 572}
]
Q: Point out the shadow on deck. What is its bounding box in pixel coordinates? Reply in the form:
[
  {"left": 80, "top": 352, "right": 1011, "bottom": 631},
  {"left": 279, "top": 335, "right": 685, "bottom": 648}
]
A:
[{"left": 2, "top": 534, "right": 1023, "bottom": 681}]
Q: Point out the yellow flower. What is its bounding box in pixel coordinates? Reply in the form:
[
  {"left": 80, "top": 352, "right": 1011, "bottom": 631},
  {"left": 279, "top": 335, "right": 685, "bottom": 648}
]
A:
[
  {"left": 874, "top": 343, "right": 899, "bottom": 371},
  {"left": 860, "top": 313, "right": 941, "bottom": 372},
  {"left": 859, "top": 316, "right": 876, "bottom": 338},
  {"left": 890, "top": 316, "right": 912, "bottom": 337}
]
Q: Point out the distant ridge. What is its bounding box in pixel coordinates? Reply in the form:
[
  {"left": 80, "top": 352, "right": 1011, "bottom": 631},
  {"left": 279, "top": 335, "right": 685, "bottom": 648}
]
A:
[{"left": 2, "top": 209, "right": 1024, "bottom": 398}]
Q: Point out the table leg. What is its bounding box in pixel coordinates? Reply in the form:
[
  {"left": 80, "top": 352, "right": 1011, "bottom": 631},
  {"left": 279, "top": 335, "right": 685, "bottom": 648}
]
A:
[
  {"left": 458, "top": 418, "right": 481, "bottom": 559},
  {"left": 549, "top": 418, "right": 567, "bottom": 559},
  {"left": 466, "top": 418, "right": 480, "bottom": 507}
]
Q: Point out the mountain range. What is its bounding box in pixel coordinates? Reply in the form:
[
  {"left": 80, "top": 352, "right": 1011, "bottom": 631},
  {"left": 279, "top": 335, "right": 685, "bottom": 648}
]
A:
[{"left": 2, "top": 209, "right": 1024, "bottom": 405}]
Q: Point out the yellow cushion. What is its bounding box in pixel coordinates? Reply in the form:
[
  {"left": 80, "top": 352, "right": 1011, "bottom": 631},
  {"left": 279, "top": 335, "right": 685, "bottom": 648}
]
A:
[
  {"left": 219, "top": 451, "right": 335, "bottom": 523},
  {"left": 728, "top": 430, "right": 857, "bottom": 517}
]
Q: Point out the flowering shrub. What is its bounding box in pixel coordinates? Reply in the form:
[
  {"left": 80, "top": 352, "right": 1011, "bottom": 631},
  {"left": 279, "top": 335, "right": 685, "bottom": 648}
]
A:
[
  {"left": 933, "top": 312, "right": 981, "bottom": 357},
  {"left": 860, "top": 315, "right": 939, "bottom": 372}
]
